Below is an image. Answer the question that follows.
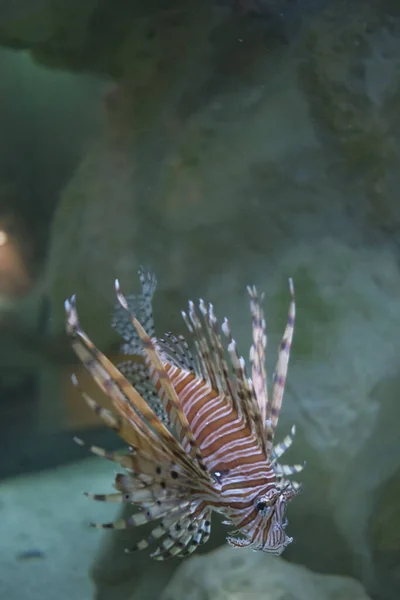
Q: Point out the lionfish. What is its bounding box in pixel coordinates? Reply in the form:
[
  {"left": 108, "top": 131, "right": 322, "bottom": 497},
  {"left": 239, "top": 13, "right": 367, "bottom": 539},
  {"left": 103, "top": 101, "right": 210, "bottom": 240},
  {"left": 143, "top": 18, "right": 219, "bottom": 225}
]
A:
[{"left": 65, "top": 268, "right": 304, "bottom": 560}]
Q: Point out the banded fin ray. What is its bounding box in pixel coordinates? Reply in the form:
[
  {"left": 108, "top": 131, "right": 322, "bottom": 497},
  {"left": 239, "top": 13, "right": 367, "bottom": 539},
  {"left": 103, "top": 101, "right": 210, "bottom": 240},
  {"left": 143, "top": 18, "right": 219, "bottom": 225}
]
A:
[
  {"left": 150, "top": 507, "right": 212, "bottom": 560},
  {"left": 265, "top": 278, "right": 295, "bottom": 455},
  {"left": 66, "top": 295, "right": 211, "bottom": 482},
  {"left": 247, "top": 285, "right": 268, "bottom": 454},
  {"left": 219, "top": 313, "right": 266, "bottom": 451}
]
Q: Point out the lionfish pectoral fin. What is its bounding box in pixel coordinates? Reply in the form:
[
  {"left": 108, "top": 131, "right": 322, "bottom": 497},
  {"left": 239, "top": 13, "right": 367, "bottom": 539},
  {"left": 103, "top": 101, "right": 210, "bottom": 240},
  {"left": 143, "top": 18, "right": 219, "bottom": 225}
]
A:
[
  {"left": 124, "top": 504, "right": 200, "bottom": 557},
  {"left": 66, "top": 294, "right": 214, "bottom": 541},
  {"left": 65, "top": 294, "right": 194, "bottom": 467},
  {"left": 73, "top": 435, "right": 132, "bottom": 468},
  {"left": 90, "top": 505, "right": 180, "bottom": 530},
  {"left": 84, "top": 492, "right": 123, "bottom": 503},
  {"left": 71, "top": 374, "right": 146, "bottom": 451},
  {"left": 89, "top": 518, "right": 128, "bottom": 530},
  {"left": 151, "top": 511, "right": 212, "bottom": 560}
]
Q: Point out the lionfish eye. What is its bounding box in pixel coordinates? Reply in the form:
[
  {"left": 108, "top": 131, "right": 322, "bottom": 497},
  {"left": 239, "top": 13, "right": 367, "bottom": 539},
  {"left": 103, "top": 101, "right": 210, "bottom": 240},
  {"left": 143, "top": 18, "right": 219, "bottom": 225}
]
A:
[{"left": 256, "top": 498, "right": 273, "bottom": 517}]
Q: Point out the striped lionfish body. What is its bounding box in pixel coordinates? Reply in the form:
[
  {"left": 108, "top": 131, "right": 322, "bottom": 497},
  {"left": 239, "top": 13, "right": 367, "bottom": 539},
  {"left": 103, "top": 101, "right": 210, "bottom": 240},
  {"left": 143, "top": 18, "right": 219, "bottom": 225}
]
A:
[{"left": 65, "top": 268, "right": 304, "bottom": 560}]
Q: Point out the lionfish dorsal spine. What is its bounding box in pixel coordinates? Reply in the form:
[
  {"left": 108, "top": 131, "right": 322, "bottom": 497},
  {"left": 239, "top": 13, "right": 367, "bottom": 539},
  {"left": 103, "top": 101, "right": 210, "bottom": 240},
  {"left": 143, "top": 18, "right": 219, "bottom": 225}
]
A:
[
  {"left": 265, "top": 278, "right": 295, "bottom": 455},
  {"left": 247, "top": 285, "right": 268, "bottom": 441}
]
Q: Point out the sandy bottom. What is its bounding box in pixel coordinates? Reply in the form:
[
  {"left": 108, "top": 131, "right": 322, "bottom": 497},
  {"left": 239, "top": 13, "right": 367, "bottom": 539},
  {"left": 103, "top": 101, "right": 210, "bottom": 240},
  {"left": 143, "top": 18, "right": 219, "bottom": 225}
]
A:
[{"left": 0, "top": 456, "right": 115, "bottom": 600}]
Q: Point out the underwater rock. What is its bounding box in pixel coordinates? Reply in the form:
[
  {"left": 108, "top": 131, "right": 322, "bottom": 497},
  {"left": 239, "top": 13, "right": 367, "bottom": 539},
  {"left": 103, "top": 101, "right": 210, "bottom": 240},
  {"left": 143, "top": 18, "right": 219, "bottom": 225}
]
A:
[
  {"left": 334, "top": 372, "right": 400, "bottom": 598},
  {"left": 91, "top": 504, "right": 228, "bottom": 600},
  {"left": 371, "top": 464, "right": 400, "bottom": 600},
  {"left": 0, "top": 0, "right": 98, "bottom": 49},
  {"left": 299, "top": 0, "right": 400, "bottom": 238},
  {"left": 0, "top": 0, "right": 57, "bottom": 45},
  {"left": 160, "top": 545, "right": 372, "bottom": 600},
  {"left": 89, "top": 505, "right": 173, "bottom": 600},
  {"left": 0, "top": 1, "right": 332, "bottom": 72},
  {"left": 41, "top": 2, "right": 400, "bottom": 599},
  {"left": 0, "top": 456, "right": 113, "bottom": 600}
]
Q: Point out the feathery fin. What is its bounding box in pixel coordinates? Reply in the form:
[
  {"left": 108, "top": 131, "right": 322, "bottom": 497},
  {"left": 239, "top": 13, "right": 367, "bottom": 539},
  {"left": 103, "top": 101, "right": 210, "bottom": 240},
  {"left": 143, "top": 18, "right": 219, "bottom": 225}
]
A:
[{"left": 115, "top": 280, "right": 210, "bottom": 476}]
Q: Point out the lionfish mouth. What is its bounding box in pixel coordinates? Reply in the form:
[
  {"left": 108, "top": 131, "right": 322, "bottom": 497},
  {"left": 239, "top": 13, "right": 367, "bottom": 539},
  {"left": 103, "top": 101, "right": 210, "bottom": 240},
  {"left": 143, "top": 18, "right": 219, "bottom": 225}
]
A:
[
  {"left": 252, "top": 516, "right": 294, "bottom": 555},
  {"left": 263, "top": 527, "right": 293, "bottom": 554},
  {"left": 227, "top": 523, "right": 293, "bottom": 555}
]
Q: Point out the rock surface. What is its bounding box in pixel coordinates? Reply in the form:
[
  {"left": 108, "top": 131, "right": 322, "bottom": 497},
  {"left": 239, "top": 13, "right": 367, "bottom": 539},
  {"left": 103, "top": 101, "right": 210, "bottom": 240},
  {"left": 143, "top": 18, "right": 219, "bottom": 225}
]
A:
[
  {"left": 0, "top": 456, "right": 110, "bottom": 600},
  {"left": 161, "top": 545, "right": 372, "bottom": 600}
]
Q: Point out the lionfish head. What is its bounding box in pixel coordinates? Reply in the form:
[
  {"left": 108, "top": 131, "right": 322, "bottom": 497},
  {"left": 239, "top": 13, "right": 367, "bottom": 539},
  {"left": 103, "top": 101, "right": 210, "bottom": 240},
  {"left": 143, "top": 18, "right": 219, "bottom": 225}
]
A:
[
  {"left": 228, "top": 484, "right": 300, "bottom": 555},
  {"left": 255, "top": 485, "right": 300, "bottom": 555}
]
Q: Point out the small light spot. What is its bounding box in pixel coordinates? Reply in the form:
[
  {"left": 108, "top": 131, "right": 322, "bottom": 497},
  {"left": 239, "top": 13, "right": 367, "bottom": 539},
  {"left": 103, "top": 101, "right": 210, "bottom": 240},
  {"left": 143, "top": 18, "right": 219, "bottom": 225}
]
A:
[{"left": 0, "top": 231, "right": 8, "bottom": 247}]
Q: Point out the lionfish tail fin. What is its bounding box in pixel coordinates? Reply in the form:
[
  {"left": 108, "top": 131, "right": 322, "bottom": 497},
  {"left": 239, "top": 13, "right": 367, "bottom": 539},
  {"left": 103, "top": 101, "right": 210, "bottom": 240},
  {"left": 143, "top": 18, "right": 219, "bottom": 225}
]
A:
[
  {"left": 111, "top": 266, "right": 157, "bottom": 355},
  {"left": 111, "top": 267, "right": 171, "bottom": 426}
]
